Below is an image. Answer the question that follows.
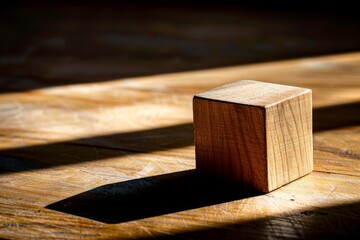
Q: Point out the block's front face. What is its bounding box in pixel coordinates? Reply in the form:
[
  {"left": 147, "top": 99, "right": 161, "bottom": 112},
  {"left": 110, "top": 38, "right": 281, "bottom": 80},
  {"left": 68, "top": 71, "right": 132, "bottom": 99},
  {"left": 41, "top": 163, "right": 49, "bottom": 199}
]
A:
[
  {"left": 266, "top": 91, "right": 313, "bottom": 191},
  {"left": 193, "top": 97, "right": 268, "bottom": 191}
]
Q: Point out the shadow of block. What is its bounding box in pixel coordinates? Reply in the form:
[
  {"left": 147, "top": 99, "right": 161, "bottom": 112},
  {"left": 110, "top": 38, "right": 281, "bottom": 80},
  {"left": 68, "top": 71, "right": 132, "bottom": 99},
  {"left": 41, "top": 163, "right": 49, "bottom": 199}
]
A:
[{"left": 47, "top": 170, "right": 260, "bottom": 223}]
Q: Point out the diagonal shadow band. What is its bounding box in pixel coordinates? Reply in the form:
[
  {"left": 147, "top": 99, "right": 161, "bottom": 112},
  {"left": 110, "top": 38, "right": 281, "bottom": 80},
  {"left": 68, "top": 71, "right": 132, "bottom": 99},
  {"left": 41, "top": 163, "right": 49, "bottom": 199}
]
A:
[
  {"left": 46, "top": 169, "right": 261, "bottom": 224},
  {"left": 135, "top": 201, "right": 360, "bottom": 239},
  {"left": 0, "top": 123, "right": 194, "bottom": 173},
  {"left": 313, "top": 101, "right": 360, "bottom": 132},
  {"left": 0, "top": 101, "right": 359, "bottom": 174}
]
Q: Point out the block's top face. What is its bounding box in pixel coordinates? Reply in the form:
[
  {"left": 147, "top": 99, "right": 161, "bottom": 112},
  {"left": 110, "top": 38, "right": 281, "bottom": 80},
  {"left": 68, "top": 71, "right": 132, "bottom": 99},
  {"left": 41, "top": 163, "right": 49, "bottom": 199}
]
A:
[{"left": 195, "top": 80, "right": 311, "bottom": 108}]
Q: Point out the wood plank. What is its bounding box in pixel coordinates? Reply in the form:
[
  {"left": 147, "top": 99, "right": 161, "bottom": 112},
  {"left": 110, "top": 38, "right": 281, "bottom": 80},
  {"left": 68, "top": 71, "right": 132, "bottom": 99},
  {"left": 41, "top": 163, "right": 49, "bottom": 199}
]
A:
[
  {"left": 0, "top": 52, "right": 359, "bottom": 238},
  {"left": 0, "top": 54, "right": 358, "bottom": 175},
  {"left": 314, "top": 126, "right": 360, "bottom": 176}
]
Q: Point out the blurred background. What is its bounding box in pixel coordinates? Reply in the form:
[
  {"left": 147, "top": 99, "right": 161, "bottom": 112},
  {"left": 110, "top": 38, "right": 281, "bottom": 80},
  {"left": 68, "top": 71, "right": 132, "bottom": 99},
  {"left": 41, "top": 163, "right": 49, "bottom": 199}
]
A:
[{"left": 1, "top": 0, "right": 360, "bottom": 92}]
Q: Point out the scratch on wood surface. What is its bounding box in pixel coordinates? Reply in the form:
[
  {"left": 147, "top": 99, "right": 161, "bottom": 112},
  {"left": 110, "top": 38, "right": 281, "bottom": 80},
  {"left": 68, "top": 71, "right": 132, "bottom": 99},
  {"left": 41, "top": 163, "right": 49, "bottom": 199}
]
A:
[
  {"left": 325, "top": 186, "right": 338, "bottom": 199},
  {"left": 139, "top": 226, "right": 155, "bottom": 238},
  {"left": 0, "top": 100, "right": 24, "bottom": 128},
  {"left": 318, "top": 146, "right": 360, "bottom": 160},
  {"left": 135, "top": 163, "right": 156, "bottom": 178}
]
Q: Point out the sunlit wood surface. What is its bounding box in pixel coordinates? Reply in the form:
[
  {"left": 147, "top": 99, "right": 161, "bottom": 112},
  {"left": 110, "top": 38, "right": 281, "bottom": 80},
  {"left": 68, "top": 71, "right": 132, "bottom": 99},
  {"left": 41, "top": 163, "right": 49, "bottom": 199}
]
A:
[
  {"left": 1, "top": 52, "right": 359, "bottom": 239},
  {"left": 0, "top": 4, "right": 360, "bottom": 239}
]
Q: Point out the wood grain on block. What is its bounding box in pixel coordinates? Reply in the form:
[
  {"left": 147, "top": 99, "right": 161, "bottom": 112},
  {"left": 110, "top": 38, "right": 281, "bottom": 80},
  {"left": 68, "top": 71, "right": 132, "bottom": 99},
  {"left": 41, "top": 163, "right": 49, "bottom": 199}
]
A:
[{"left": 193, "top": 80, "right": 313, "bottom": 192}]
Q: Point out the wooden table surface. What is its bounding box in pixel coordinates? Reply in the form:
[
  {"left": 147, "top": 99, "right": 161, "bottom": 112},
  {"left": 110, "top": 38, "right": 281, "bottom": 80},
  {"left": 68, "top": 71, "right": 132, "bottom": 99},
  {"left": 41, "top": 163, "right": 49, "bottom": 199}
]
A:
[{"left": 0, "top": 4, "right": 360, "bottom": 239}]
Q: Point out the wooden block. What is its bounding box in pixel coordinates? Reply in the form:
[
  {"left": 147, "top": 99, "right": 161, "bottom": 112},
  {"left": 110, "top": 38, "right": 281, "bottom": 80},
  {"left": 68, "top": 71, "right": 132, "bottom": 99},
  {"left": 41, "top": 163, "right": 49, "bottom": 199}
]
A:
[{"left": 193, "top": 80, "right": 313, "bottom": 192}]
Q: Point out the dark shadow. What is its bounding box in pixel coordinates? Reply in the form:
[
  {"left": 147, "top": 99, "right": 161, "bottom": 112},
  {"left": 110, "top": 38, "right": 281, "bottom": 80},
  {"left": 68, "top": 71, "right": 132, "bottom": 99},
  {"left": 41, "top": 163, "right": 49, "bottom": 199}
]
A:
[
  {"left": 135, "top": 201, "right": 360, "bottom": 239},
  {"left": 0, "top": 123, "right": 193, "bottom": 173},
  {"left": 46, "top": 169, "right": 261, "bottom": 224},
  {"left": 0, "top": 3, "right": 360, "bottom": 93},
  {"left": 1, "top": 101, "right": 360, "bottom": 174},
  {"left": 313, "top": 101, "right": 360, "bottom": 132}
]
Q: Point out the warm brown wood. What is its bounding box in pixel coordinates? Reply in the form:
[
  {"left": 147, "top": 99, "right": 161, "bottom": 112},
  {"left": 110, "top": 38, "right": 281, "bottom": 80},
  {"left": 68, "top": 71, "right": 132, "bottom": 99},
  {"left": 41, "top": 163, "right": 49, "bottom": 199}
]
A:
[
  {"left": 194, "top": 97, "right": 267, "bottom": 191},
  {"left": 266, "top": 88, "right": 313, "bottom": 190},
  {"left": 0, "top": 52, "right": 359, "bottom": 239},
  {"left": 194, "top": 80, "right": 313, "bottom": 192},
  {"left": 0, "top": 4, "right": 360, "bottom": 239}
]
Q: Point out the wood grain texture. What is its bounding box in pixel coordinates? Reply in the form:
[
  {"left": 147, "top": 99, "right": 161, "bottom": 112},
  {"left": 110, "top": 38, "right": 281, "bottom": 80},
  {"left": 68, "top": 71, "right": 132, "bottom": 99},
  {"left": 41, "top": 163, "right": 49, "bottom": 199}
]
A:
[
  {"left": 266, "top": 90, "right": 313, "bottom": 190},
  {"left": 193, "top": 97, "right": 267, "bottom": 191},
  {"left": 0, "top": 52, "right": 359, "bottom": 239},
  {"left": 0, "top": 54, "right": 360, "bottom": 239},
  {"left": 0, "top": 4, "right": 359, "bottom": 238},
  {"left": 195, "top": 80, "right": 310, "bottom": 108},
  {"left": 194, "top": 80, "right": 312, "bottom": 192}
]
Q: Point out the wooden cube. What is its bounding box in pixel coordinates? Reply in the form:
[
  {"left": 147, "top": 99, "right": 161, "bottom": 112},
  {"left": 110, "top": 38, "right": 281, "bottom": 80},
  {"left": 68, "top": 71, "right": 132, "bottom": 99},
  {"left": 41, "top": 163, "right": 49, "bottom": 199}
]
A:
[{"left": 193, "top": 80, "right": 313, "bottom": 192}]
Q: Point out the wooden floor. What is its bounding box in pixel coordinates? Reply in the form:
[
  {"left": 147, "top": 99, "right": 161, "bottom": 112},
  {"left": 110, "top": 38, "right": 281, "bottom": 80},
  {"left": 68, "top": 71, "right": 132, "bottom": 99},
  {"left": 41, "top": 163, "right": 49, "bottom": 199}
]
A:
[{"left": 0, "top": 4, "right": 360, "bottom": 239}]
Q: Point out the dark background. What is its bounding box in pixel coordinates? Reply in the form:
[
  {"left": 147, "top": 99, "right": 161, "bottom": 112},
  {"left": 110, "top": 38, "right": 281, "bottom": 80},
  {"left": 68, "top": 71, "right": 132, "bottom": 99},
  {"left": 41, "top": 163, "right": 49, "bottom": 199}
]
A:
[{"left": 0, "top": 0, "right": 359, "bottom": 92}]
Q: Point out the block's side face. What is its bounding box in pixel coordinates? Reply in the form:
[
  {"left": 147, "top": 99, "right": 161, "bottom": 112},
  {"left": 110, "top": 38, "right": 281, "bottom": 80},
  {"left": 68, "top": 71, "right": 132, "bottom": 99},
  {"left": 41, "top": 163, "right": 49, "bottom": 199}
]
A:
[
  {"left": 193, "top": 97, "right": 267, "bottom": 192},
  {"left": 266, "top": 91, "right": 313, "bottom": 191}
]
